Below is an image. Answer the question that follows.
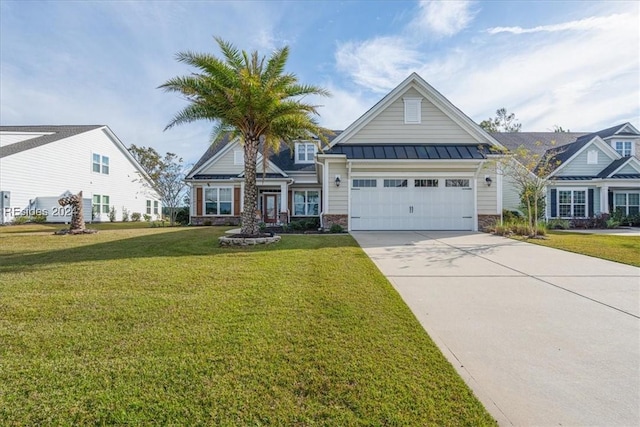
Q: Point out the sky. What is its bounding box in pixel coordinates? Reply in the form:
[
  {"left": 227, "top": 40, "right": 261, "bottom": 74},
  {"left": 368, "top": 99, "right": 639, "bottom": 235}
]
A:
[{"left": 1, "top": 0, "right": 639, "bottom": 166}]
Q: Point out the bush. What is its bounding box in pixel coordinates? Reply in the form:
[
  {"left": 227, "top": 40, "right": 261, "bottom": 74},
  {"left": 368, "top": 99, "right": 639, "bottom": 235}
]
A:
[
  {"left": 143, "top": 214, "right": 151, "bottom": 222},
  {"left": 175, "top": 207, "right": 190, "bottom": 225},
  {"left": 12, "top": 216, "right": 29, "bottom": 225},
  {"left": 288, "top": 220, "right": 304, "bottom": 231},
  {"left": 502, "top": 209, "right": 522, "bottom": 223},
  {"left": 131, "top": 212, "right": 141, "bottom": 222},
  {"left": 31, "top": 213, "right": 47, "bottom": 223},
  {"left": 329, "top": 224, "right": 344, "bottom": 233},
  {"left": 122, "top": 208, "right": 130, "bottom": 222},
  {"left": 109, "top": 206, "right": 117, "bottom": 222},
  {"left": 547, "top": 219, "right": 570, "bottom": 230}
]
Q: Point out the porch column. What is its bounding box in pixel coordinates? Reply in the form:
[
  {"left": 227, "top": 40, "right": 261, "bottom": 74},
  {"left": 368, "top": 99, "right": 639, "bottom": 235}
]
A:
[
  {"left": 280, "top": 182, "right": 288, "bottom": 213},
  {"left": 600, "top": 184, "right": 609, "bottom": 214}
]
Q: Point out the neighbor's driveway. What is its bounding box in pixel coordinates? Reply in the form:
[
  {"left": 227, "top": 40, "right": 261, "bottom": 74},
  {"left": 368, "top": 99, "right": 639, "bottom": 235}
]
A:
[{"left": 351, "top": 231, "right": 640, "bottom": 426}]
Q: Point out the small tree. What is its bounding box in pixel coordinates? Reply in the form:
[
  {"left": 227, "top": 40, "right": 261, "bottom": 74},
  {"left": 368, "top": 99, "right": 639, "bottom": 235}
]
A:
[
  {"left": 499, "top": 143, "right": 562, "bottom": 236},
  {"left": 480, "top": 107, "right": 522, "bottom": 132},
  {"left": 129, "top": 145, "right": 187, "bottom": 226}
]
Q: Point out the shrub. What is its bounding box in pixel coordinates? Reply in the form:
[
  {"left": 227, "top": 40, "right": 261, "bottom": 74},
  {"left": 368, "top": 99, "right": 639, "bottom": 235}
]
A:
[
  {"left": 547, "top": 219, "right": 570, "bottom": 230},
  {"left": 175, "top": 207, "right": 190, "bottom": 225},
  {"left": 109, "top": 206, "right": 117, "bottom": 222},
  {"left": 31, "top": 213, "right": 47, "bottom": 223},
  {"left": 606, "top": 218, "right": 620, "bottom": 229},
  {"left": 12, "top": 215, "right": 29, "bottom": 225},
  {"left": 329, "top": 223, "right": 344, "bottom": 233},
  {"left": 203, "top": 220, "right": 212, "bottom": 226},
  {"left": 143, "top": 214, "right": 151, "bottom": 222},
  {"left": 288, "top": 220, "right": 304, "bottom": 231},
  {"left": 122, "top": 208, "right": 130, "bottom": 222},
  {"left": 131, "top": 212, "right": 141, "bottom": 222},
  {"left": 502, "top": 209, "right": 522, "bottom": 223}
]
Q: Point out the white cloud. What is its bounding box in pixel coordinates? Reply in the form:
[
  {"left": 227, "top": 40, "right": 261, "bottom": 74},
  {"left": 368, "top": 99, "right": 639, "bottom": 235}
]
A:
[
  {"left": 487, "top": 14, "right": 622, "bottom": 35},
  {"left": 413, "top": 0, "right": 475, "bottom": 37}
]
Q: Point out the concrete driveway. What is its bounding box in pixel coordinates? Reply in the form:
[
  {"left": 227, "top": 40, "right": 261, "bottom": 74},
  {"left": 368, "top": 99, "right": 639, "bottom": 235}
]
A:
[{"left": 351, "top": 231, "right": 640, "bottom": 426}]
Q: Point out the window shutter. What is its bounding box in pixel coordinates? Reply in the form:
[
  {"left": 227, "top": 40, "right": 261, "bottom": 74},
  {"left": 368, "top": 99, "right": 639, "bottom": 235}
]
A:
[
  {"left": 550, "top": 189, "right": 557, "bottom": 218},
  {"left": 588, "top": 189, "right": 594, "bottom": 217},
  {"left": 196, "top": 187, "right": 203, "bottom": 216},
  {"left": 233, "top": 187, "right": 241, "bottom": 215},
  {"left": 608, "top": 190, "right": 614, "bottom": 213}
]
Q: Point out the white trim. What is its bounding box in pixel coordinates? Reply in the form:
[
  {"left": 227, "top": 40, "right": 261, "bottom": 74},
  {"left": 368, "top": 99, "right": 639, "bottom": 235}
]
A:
[
  {"left": 555, "top": 187, "right": 589, "bottom": 219},
  {"left": 202, "top": 186, "right": 234, "bottom": 216},
  {"left": 322, "top": 160, "right": 329, "bottom": 213},
  {"left": 294, "top": 142, "right": 317, "bottom": 164},
  {"left": 291, "top": 189, "right": 320, "bottom": 216},
  {"left": 350, "top": 171, "right": 475, "bottom": 177},
  {"left": 612, "top": 190, "right": 640, "bottom": 215},
  {"left": 403, "top": 97, "right": 422, "bottom": 124},
  {"left": 604, "top": 156, "right": 640, "bottom": 177},
  {"left": 496, "top": 167, "right": 503, "bottom": 215},
  {"left": 549, "top": 136, "right": 620, "bottom": 178},
  {"left": 347, "top": 161, "right": 352, "bottom": 231},
  {"left": 610, "top": 140, "right": 636, "bottom": 157},
  {"left": 233, "top": 149, "right": 244, "bottom": 165}
]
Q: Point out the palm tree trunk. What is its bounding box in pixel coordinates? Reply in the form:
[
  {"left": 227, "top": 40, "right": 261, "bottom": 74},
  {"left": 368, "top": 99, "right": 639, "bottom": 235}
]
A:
[{"left": 241, "top": 137, "right": 260, "bottom": 235}]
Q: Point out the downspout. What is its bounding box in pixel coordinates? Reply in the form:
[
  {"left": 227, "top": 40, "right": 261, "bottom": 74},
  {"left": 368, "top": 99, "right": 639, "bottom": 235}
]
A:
[
  {"left": 473, "top": 160, "right": 486, "bottom": 232},
  {"left": 315, "top": 159, "right": 325, "bottom": 229}
]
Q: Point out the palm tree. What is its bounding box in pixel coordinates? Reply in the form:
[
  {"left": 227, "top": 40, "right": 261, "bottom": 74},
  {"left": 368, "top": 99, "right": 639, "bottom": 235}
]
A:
[{"left": 159, "top": 37, "right": 330, "bottom": 235}]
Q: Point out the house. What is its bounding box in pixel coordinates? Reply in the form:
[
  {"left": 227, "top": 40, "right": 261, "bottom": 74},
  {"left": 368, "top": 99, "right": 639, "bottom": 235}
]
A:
[
  {"left": 0, "top": 125, "right": 162, "bottom": 224},
  {"left": 493, "top": 123, "right": 640, "bottom": 219},
  {"left": 186, "top": 73, "right": 505, "bottom": 231}
]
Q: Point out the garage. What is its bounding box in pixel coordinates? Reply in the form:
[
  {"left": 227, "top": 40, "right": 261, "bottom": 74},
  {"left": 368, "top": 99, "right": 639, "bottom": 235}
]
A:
[{"left": 350, "top": 177, "right": 474, "bottom": 230}]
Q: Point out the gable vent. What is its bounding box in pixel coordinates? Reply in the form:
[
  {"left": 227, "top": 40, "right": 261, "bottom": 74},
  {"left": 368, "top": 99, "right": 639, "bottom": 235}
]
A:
[{"left": 403, "top": 97, "right": 422, "bottom": 124}]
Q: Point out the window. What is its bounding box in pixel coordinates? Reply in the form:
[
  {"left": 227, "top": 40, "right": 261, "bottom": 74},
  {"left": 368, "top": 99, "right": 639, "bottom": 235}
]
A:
[
  {"left": 93, "top": 194, "right": 110, "bottom": 214},
  {"left": 234, "top": 150, "right": 244, "bottom": 165},
  {"left": 204, "top": 187, "right": 232, "bottom": 215},
  {"left": 146, "top": 200, "right": 152, "bottom": 215},
  {"left": 415, "top": 179, "right": 438, "bottom": 188},
  {"left": 558, "top": 190, "right": 586, "bottom": 218},
  {"left": 614, "top": 192, "right": 640, "bottom": 216},
  {"left": 153, "top": 201, "right": 159, "bottom": 215},
  {"left": 295, "top": 143, "right": 316, "bottom": 163},
  {"left": 92, "top": 153, "right": 109, "bottom": 174},
  {"left": 403, "top": 97, "right": 422, "bottom": 124},
  {"left": 293, "top": 190, "right": 319, "bottom": 216},
  {"left": 587, "top": 150, "right": 598, "bottom": 165},
  {"left": 352, "top": 179, "right": 377, "bottom": 188},
  {"left": 445, "top": 179, "right": 470, "bottom": 187},
  {"left": 613, "top": 141, "right": 633, "bottom": 157},
  {"left": 383, "top": 179, "right": 408, "bottom": 187}
]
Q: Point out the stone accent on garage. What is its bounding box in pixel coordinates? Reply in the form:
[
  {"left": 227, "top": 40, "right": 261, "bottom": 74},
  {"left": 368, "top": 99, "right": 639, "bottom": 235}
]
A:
[
  {"left": 322, "top": 214, "right": 348, "bottom": 230},
  {"left": 191, "top": 216, "right": 241, "bottom": 226},
  {"left": 478, "top": 214, "right": 500, "bottom": 232}
]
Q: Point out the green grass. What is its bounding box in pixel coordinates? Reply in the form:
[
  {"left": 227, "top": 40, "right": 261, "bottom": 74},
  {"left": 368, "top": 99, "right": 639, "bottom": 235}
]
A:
[
  {"left": 525, "top": 231, "right": 640, "bottom": 267},
  {"left": 0, "top": 225, "right": 494, "bottom": 425}
]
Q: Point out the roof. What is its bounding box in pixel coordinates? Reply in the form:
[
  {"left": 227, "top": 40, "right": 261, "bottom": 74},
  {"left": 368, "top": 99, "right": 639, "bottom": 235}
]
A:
[
  {"left": 490, "top": 132, "right": 587, "bottom": 158},
  {"left": 0, "top": 125, "right": 104, "bottom": 158},
  {"left": 326, "top": 144, "right": 488, "bottom": 160},
  {"left": 597, "top": 157, "right": 631, "bottom": 178},
  {"left": 584, "top": 123, "right": 630, "bottom": 140}
]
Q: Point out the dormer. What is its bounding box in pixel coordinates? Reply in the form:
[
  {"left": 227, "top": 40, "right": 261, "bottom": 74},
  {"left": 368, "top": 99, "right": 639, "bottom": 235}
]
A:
[{"left": 295, "top": 142, "right": 317, "bottom": 164}]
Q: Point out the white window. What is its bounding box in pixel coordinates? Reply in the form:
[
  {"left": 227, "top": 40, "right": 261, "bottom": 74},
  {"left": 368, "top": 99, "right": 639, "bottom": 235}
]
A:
[
  {"left": 234, "top": 150, "right": 244, "bottom": 165},
  {"left": 614, "top": 192, "right": 640, "bottom": 216},
  {"left": 403, "top": 97, "right": 422, "bottom": 124},
  {"left": 204, "top": 187, "right": 232, "bottom": 215},
  {"left": 415, "top": 179, "right": 438, "bottom": 188},
  {"left": 445, "top": 179, "right": 470, "bottom": 187},
  {"left": 92, "top": 153, "right": 109, "bottom": 174},
  {"left": 383, "top": 179, "right": 408, "bottom": 187},
  {"left": 154, "top": 201, "right": 159, "bottom": 215},
  {"left": 293, "top": 190, "right": 319, "bottom": 216},
  {"left": 613, "top": 141, "right": 633, "bottom": 157},
  {"left": 295, "top": 143, "right": 316, "bottom": 164},
  {"left": 93, "top": 194, "right": 110, "bottom": 214},
  {"left": 352, "top": 179, "right": 377, "bottom": 188},
  {"left": 146, "top": 200, "right": 152, "bottom": 215},
  {"left": 558, "top": 190, "right": 586, "bottom": 218},
  {"left": 587, "top": 150, "right": 598, "bottom": 164}
]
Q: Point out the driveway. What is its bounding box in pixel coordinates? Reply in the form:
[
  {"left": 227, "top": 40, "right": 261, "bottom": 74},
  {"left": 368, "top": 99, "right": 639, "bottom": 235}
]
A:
[{"left": 351, "top": 231, "right": 640, "bottom": 426}]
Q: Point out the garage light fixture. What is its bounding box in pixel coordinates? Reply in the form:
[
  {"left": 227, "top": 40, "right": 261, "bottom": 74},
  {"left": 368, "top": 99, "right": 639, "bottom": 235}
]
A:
[
  {"left": 335, "top": 175, "right": 341, "bottom": 187},
  {"left": 485, "top": 176, "right": 492, "bottom": 187}
]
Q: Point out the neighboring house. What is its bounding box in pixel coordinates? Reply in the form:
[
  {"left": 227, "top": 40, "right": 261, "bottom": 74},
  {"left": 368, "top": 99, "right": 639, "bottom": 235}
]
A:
[
  {"left": 494, "top": 123, "right": 640, "bottom": 219},
  {"left": 0, "top": 125, "right": 162, "bottom": 224},
  {"left": 186, "top": 73, "right": 505, "bottom": 231}
]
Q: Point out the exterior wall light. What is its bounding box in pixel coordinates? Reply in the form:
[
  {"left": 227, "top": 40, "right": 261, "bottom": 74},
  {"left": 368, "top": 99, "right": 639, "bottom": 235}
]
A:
[
  {"left": 335, "top": 175, "right": 341, "bottom": 187},
  {"left": 485, "top": 176, "right": 492, "bottom": 187}
]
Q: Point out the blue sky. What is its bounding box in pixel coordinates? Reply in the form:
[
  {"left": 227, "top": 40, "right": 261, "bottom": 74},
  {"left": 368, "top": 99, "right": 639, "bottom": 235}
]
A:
[{"left": 1, "top": 0, "right": 638, "bottom": 165}]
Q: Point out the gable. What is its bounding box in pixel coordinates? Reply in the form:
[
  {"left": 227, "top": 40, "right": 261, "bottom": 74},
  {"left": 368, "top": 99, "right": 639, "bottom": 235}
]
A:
[
  {"left": 556, "top": 144, "right": 614, "bottom": 177},
  {"left": 617, "top": 163, "right": 640, "bottom": 175},
  {"left": 196, "top": 141, "right": 281, "bottom": 176}
]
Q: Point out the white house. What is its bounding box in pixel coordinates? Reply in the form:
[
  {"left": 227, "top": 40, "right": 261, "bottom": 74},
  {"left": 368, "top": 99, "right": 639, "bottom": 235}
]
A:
[{"left": 0, "top": 125, "right": 162, "bottom": 224}]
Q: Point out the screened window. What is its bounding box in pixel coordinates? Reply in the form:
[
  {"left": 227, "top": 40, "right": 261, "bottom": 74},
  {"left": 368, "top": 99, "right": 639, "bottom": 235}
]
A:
[
  {"left": 445, "top": 179, "right": 470, "bottom": 187},
  {"left": 93, "top": 194, "right": 110, "bottom": 214},
  {"left": 92, "top": 153, "right": 109, "bottom": 174},
  {"left": 614, "top": 192, "right": 640, "bottom": 216},
  {"left": 204, "top": 188, "right": 232, "bottom": 215},
  {"left": 415, "top": 179, "right": 438, "bottom": 188},
  {"left": 558, "top": 190, "right": 586, "bottom": 218},
  {"left": 614, "top": 141, "right": 633, "bottom": 157},
  {"left": 295, "top": 143, "right": 316, "bottom": 163},
  {"left": 383, "top": 179, "right": 408, "bottom": 188},
  {"left": 293, "top": 190, "right": 319, "bottom": 216},
  {"left": 352, "top": 179, "right": 377, "bottom": 188}
]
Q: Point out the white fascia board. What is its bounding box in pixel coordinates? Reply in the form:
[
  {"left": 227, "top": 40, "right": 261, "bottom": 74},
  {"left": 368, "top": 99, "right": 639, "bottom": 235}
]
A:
[
  {"left": 608, "top": 156, "right": 640, "bottom": 176},
  {"left": 548, "top": 136, "right": 620, "bottom": 178},
  {"left": 100, "top": 126, "right": 158, "bottom": 191},
  {"left": 347, "top": 159, "right": 483, "bottom": 165},
  {"left": 187, "top": 138, "right": 241, "bottom": 178},
  {"left": 350, "top": 171, "right": 476, "bottom": 177},
  {"left": 615, "top": 122, "right": 640, "bottom": 135}
]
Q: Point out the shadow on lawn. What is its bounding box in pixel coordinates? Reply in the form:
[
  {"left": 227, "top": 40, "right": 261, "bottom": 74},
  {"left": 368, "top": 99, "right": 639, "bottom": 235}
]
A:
[{"left": 0, "top": 227, "right": 357, "bottom": 272}]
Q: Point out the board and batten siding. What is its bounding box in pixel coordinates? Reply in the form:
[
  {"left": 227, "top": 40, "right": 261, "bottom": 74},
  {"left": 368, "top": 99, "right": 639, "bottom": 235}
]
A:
[
  {"left": 326, "top": 161, "right": 348, "bottom": 214},
  {"left": 556, "top": 146, "right": 614, "bottom": 176},
  {"left": 347, "top": 87, "right": 478, "bottom": 144},
  {"left": 0, "top": 127, "right": 159, "bottom": 222}
]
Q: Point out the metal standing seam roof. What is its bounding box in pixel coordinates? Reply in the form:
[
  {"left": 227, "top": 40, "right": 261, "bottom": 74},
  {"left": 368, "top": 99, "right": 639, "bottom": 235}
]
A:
[
  {"left": 325, "top": 144, "right": 489, "bottom": 160},
  {"left": 0, "top": 125, "right": 104, "bottom": 158}
]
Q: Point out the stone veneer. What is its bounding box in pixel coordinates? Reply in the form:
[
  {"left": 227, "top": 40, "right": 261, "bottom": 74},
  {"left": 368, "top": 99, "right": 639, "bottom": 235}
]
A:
[
  {"left": 191, "top": 216, "right": 241, "bottom": 226},
  {"left": 477, "top": 214, "right": 500, "bottom": 232},
  {"left": 322, "top": 214, "right": 348, "bottom": 230}
]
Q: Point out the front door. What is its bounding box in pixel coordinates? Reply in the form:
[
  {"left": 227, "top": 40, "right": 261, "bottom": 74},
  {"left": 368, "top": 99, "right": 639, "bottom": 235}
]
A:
[{"left": 263, "top": 194, "right": 278, "bottom": 223}]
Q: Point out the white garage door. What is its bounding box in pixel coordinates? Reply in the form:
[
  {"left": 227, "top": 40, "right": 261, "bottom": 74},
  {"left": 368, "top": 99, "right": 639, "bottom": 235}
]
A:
[{"left": 350, "top": 177, "right": 474, "bottom": 230}]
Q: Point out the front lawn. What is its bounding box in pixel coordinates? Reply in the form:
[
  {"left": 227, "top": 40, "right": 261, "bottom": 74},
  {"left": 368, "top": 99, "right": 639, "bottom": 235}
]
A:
[
  {"left": 0, "top": 226, "right": 494, "bottom": 425},
  {"left": 526, "top": 231, "right": 640, "bottom": 267}
]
